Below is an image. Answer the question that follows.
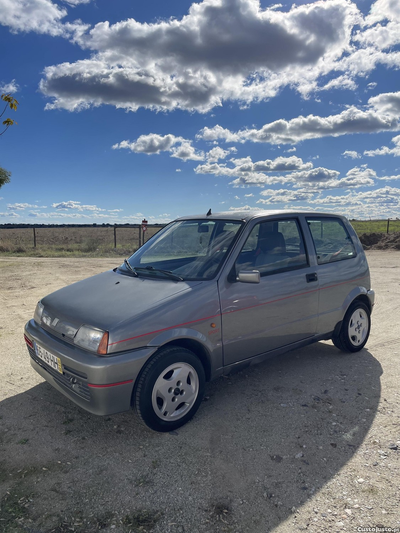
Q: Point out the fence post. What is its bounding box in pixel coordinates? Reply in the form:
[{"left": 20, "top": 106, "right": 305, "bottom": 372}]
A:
[
  {"left": 114, "top": 225, "right": 117, "bottom": 248},
  {"left": 387, "top": 218, "right": 390, "bottom": 234},
  {"left": 33, "top": 227, "right": 37, "bottom": 248}
]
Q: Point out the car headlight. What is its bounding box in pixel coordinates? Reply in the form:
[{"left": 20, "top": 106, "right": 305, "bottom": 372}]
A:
[
  {"left": 34, "top": 301, "right": 44, "bottom": 325},
  {"left": 74, "top": 325, "right": 109, "bottom": 355}
]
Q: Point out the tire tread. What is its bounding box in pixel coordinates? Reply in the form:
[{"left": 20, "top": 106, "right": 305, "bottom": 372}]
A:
[
  {"left": 134, "top": 346, "right": 205, "bottom": 432},
  {"left": 332, "top": 301, "right": 370, "bottom": 353}
]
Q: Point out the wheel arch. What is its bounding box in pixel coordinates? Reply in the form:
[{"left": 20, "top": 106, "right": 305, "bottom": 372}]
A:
[
  {"left": 157, "top": 338, "right": 212, "bottom": 382},
  {"left": 341, "top": 286, "right": 372, "bottom": 318},
  {"left": 332, "top": 289, "right": 372, "bottom": 340},
  {"left": 132, "top": 338, "right": 212, "bottom": 408},
  {"left": 351, "top": 293, "right": 372, "bottom": 313}
]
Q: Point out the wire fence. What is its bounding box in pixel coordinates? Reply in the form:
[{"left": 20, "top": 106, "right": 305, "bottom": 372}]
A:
[
  {"left": 350, "top": 218, "right": 400, "bottom": 235},
  {"left": 0, "top": 224, "right": 165, "bottom": 255}
]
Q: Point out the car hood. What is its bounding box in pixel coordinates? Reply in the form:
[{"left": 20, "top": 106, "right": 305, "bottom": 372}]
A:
[{"left": 41, "top": 269, "right": 202, "bottom": 335}]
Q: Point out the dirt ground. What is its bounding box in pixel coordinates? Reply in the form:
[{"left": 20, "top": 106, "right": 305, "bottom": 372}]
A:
[{"left": 0, "top": 252, "right": 399, "bottom": 533}]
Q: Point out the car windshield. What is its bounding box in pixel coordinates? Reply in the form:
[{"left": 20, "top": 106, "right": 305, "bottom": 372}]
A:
[{"left": 122, "top": 219, "right": 243, "bottom": 281}]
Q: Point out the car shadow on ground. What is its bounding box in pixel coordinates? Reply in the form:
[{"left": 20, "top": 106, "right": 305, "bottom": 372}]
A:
[{"left": 0, "top": 341, "right": 382, "bottom": 533}]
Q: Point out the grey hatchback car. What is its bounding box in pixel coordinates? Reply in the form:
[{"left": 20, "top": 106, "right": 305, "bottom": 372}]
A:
[{"left": 24, "top": 210, "right": 375, "bottom": 431}]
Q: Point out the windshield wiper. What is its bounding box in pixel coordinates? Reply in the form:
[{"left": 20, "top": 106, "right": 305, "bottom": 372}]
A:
[
  {"left": 134, "top": 266, "right": 184, "bottom": 281},
  {"left": 123, "top": 259, "right": 138, "bottom": 277}
]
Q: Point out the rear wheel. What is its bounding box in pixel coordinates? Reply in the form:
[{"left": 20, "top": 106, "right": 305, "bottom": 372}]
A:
[
  {"left": 332, "top": 301, "right": 371, "bottom": 352},
  {"left": 134, "top": 346, "right": 205, "bottom": 432}
]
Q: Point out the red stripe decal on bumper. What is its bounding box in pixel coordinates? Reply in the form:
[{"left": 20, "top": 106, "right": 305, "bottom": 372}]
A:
[{"left": 88, "top": 379, "right": 133, "bottom": 389}]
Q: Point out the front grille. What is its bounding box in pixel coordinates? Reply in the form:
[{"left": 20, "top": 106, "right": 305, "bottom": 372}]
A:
[{"left": 27, "top": 345, "right": 91, "bottom": 402}]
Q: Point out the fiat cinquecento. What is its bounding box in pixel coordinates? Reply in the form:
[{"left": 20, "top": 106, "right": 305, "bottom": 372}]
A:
[{"left": 24, "top": 210, "right": 374, "bottom": 431}]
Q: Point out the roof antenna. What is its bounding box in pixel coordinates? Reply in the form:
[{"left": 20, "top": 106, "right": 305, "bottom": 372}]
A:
[{"left": 206, "top": 208, "right": 212, "bottom": 216}]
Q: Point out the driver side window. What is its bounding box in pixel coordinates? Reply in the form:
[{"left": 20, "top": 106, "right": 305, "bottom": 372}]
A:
[{"left": 235, "top": 219, "right": 308, "bottom": 276}]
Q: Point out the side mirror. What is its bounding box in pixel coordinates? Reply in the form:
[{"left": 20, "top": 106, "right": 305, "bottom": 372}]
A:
[{"left": 237, "top": 270, "right": 260, "bottom": 283}]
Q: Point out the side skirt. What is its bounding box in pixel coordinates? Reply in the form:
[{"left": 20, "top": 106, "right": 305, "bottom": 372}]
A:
[{"left": 214, "top": 332, "right": 334, "bottom": 378}]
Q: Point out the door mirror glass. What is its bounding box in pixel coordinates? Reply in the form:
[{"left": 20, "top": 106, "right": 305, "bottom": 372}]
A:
[{"left": 237, "top": 270, "right": 260, "bottom": 283}]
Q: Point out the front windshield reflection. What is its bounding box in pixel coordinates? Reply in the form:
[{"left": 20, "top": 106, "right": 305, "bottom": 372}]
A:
[{"left": 123, "top": 219, "right": 243, "bottom": 281}]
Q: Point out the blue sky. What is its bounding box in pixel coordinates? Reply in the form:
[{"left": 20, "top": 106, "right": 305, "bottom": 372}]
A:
[{"left": 0, "top": 0, "right": 400, "bottom": 224}]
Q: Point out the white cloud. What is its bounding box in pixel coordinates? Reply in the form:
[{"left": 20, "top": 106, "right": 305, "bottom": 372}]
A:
[
  {"left": 195, "top": 155, "right": 312, "bottom": 180},
  {"left": 197, "top": 91, "right": 400, "bottom": 145},
  {"left": 227, "top": 162, "right": 376, "bottom": 190},
  {"left": 7, "top": 202, "right": 42, "bottom": 210},
  {"left": 0, "top": 211, "right": 19, "bottom": 218},
  {"left": 228, "top": 205, "right": 254, "bottom": 211},
  {"left": 310, "top": 186, "right": 400, "bottom": 209},
  {"left": 197, "top": 125, "right": 241, "bottom": 143},
  {"left": 343, "top": 150, "right": 361, "bottom": 159},
  {"left": 0, "top": 79, "right": 19, "bottom": 93},
  {"left": 324, "top": 166, "right": 376, "bottom": 189},
  {"left": 368, "top": 0, "right": 400, "bottom": 23},
  {"left": 369, "top": 91, "right": 400, "bottom": 117},
  {"left": 113, "top": 133, "right": 204, "bottom": 161},
  {"left": 289, "top": 166, "right": 375, "bottom": 190},
  {"left": 319, "top": 75, "right": 357, "bottom": 92},
  {"left": 206, "top": 146, "right": 235, "bottom": 162},
  {"left": 39, "top": 0, "right": 360, "bottom": 112},
  {"left": 63, "top": 0, "right": 92, "bottom": 5},
  {"left": 257, "top": 188, "right": 315, "bottom": 204},
  {"left": 364, "top": 134, "right": 400, "bottom": 157},
  {"left": 377, "top": 174, "right": 400, "bottom": 181},
  {"left": 51, "top": 200, "right": 105, "bottom": 211},
  {"left": 171, "top": 142, "right": 204, "bottom": 161},
  {"left": 0, "top": 0, "right": 88, "bottom": 38},
  {"left": 195, "top": 155, "right": 366, "bottom": 190},
  {"left": 113, "top": 133, "right": 184, "bottom": 154}
]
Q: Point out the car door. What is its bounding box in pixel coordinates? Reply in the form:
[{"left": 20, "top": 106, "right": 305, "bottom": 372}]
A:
[{"left": 219, "top": 217, "right": 320, "bottom": 367}]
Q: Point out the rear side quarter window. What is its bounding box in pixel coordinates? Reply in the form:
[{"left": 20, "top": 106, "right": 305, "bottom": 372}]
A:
[{"left": 306, "top": 217, "right": 356, "bottom": 265}]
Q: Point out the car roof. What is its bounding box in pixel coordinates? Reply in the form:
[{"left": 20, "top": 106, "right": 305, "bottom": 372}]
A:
[{"left": 175, "top": 209, "right": 346, "bottom": 223}]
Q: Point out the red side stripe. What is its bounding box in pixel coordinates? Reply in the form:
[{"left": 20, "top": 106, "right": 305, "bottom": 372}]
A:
[
  {"left": 88, "top": 379, "right": 133, "bottom": 388},
  {"left": 108, "top": 313, "right": 221, "bottom": 345}
]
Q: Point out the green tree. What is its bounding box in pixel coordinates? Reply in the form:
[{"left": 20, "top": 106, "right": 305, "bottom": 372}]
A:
[
  {"left": 0, "top": 166, "right": 11, "bottom": 188},
  {"left": 0, "top": 92, "right": 19, "bottom": 189},
  {"left": 1, "top": 93, "right": 19, "bottom": 136}
]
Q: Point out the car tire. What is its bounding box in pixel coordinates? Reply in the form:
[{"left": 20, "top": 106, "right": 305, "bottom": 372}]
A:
[
  {"left": 332, "top": 301, "right": 371, "bottom": 353},
  {"left": 134, "top": 346, "right": 206, "bottom": 432}
]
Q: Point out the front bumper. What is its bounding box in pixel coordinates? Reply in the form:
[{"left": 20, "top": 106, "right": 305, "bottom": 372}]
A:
[{"left": 24, "top": 319, "right": 157, "bottom": 416}]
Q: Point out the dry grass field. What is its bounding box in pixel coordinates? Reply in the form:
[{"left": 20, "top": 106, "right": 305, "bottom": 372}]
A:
[
  {"left": 350, "top": 219, "right": 400, "bottom": 234},
  {"left": 0, "top": 225, "right": 163, "bottom": 256}
]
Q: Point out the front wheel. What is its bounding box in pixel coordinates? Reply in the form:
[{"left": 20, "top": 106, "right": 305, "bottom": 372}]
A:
[
  {"left": 332, "top": 301, "right": 371, "bottom": 352},
  {"left": 134, "top": 346, "right": 205, "bottom": 432}
]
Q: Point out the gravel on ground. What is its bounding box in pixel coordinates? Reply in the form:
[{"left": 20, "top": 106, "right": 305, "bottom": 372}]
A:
[{"left": 0, "top": 251, "right": 399, "bottom": 533}]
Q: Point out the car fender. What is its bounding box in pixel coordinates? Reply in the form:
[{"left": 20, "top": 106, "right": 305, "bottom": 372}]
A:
[
  {"left": 146, "top": 326, "right": 222, "bottom": 378},
  {"left": 340, "top": 286, "right": 371, "bottom": 319}
]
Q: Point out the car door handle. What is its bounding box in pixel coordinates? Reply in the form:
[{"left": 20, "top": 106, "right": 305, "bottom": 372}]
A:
[{"left": 306, "top": 273, "right": 318, "bottom": 283}]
